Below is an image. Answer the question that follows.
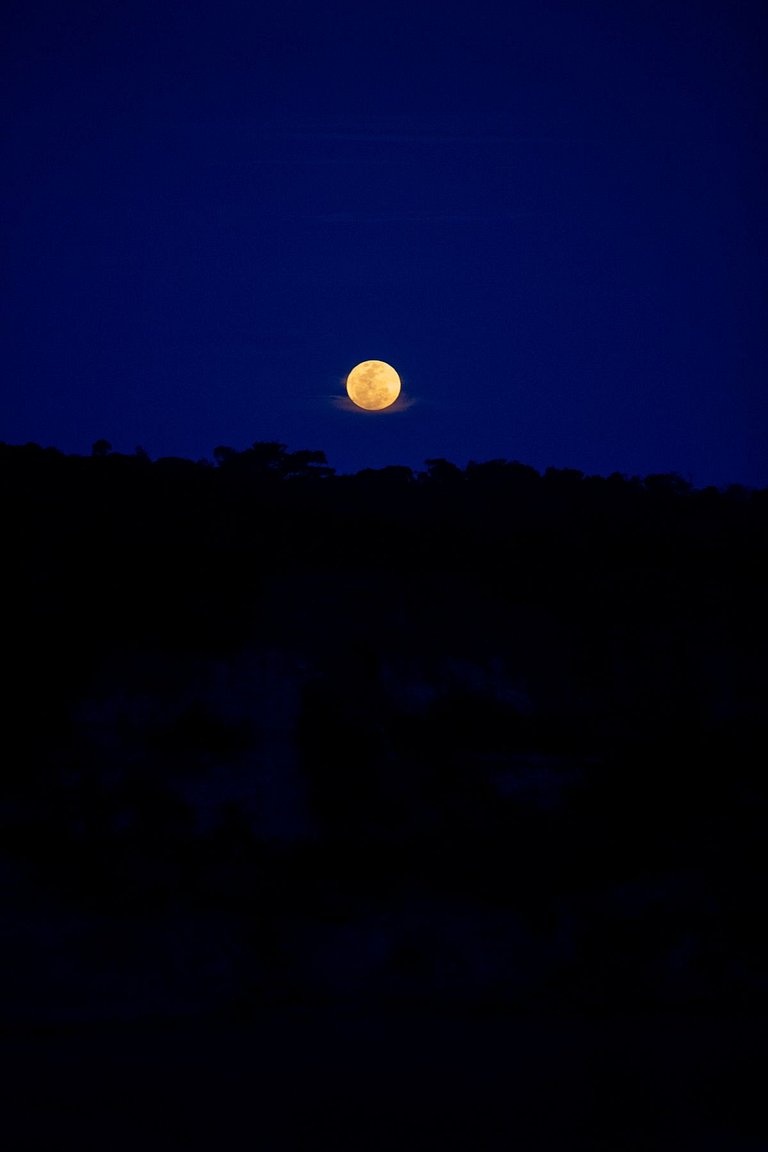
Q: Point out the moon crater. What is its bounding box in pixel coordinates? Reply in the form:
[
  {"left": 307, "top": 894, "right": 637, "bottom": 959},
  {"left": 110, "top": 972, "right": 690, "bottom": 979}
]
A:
[{"left": 346, "top": 360, "right": 401, "bottom": 411}]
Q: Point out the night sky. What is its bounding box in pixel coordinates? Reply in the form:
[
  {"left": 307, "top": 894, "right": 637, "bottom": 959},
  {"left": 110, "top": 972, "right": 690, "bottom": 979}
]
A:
[{"left": 3, "top": 0, "right": 766, "bottom": 486}]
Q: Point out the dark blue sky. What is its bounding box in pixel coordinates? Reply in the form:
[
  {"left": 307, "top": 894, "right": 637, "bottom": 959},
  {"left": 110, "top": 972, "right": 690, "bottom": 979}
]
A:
[{"left": 2, "top": 0, "right": 766, "bottom": 485}]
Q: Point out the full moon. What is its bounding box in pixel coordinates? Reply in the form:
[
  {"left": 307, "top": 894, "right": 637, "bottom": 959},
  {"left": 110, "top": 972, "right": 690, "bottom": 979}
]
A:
[{"left": 346, "top": 360, "right": 401, "bottom": 411}]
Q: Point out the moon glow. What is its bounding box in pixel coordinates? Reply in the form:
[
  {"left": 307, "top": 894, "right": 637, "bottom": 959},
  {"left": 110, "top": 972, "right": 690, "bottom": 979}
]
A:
[{"left": 346, "top": 360, "right": 401, "bottom": 411}]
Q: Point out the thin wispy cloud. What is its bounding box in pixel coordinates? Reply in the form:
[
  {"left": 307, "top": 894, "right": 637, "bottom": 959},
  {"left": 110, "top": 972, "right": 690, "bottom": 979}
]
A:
[
  {"left": 279, "top": 121, "right": 615, "bottom": 146},
  {"left": 329, "top": 393, "right": 419, "bottom": 413},
  {"left": 304, "top": 210, "right": 534, "bottom": 224}
]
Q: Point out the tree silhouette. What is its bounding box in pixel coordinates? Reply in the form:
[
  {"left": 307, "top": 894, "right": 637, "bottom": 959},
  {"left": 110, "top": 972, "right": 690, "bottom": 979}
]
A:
[{"left": 1, "top": 436, "right": 767, "bottom": 1016}]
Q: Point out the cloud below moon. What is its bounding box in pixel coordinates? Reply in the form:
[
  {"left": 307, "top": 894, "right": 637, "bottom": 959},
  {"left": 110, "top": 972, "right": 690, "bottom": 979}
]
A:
[{"left": 330, "top": 392, "right": 418, "bottom": 414}]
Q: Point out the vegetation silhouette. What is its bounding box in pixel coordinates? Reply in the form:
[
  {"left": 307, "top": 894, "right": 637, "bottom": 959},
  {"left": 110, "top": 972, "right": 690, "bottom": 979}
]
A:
[{"left": 1, "top": 438, "right": 767, "bottom": 1018}]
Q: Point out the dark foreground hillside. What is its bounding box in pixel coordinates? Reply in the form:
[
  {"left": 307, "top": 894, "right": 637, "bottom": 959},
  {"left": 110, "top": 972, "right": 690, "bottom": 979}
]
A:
[{"left": 2, "top": 440, "right": 767, "bottom": 1148}]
